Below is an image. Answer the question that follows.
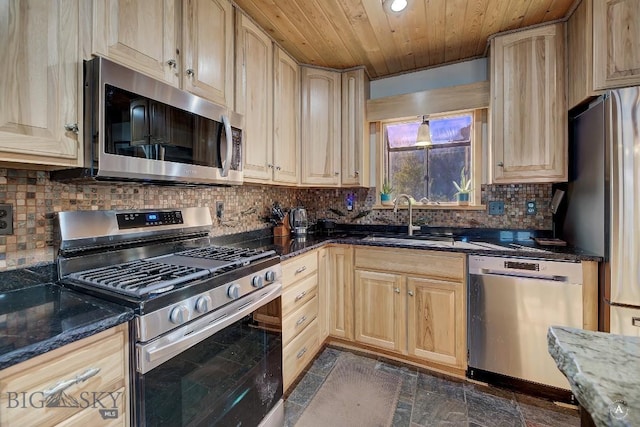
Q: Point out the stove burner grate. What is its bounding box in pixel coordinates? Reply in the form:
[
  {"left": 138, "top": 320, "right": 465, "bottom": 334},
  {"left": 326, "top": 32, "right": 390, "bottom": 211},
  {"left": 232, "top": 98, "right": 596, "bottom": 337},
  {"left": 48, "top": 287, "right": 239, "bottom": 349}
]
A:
[
  {"left": 68, "top": 259, "right": 210, "bottom": 297},
  {"left": 177, "top": 246, "right": 274, "bottom": 264}
]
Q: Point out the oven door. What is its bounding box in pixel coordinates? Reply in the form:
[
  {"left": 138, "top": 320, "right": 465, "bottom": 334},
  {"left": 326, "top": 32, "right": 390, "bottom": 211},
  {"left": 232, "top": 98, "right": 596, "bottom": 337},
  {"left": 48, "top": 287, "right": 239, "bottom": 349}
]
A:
[{"left": 134, "top": 284, "right": 282, "bottom": 426}]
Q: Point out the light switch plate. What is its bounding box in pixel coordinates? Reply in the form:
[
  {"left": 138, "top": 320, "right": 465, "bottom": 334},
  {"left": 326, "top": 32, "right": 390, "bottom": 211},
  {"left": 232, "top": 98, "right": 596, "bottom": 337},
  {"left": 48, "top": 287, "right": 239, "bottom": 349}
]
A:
[{"left": 0, "top": 204, "right": 13, "bottom": 235}]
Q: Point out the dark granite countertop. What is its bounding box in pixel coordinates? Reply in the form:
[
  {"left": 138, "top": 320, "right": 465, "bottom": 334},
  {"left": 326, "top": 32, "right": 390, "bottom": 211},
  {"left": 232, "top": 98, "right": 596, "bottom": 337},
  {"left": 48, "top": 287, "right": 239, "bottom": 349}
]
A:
[
  {"left": 548, "top": 327, "right": 639, "bottom": 427},
  {"left": 0, "top": 268, "right": 134, "bottom": 370},
  {"left": 212, "top": 226, "right": 602, "bottom": 262}
]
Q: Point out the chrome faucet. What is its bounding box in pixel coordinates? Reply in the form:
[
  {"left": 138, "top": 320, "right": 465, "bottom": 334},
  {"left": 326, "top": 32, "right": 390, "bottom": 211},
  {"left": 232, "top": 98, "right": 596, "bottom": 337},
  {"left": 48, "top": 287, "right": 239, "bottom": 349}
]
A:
[{"left": 393, "top": 194, "right": 421, "bottom": 236}]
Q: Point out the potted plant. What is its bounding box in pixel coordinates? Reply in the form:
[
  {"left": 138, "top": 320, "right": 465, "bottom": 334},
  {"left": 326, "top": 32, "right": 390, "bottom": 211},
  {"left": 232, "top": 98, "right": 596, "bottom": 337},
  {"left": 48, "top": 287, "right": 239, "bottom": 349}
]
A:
[
  {"left": 453, "top": 167, "right": 472, "bottom": 205},
  {"left": 380, "top": 179, "right": 394, "bottom": 205}
]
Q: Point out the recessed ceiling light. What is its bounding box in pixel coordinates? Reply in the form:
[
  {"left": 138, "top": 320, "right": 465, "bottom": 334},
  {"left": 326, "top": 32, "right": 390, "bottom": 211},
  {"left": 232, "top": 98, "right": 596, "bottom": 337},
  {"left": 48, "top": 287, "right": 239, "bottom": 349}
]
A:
[{"left": 383, "top": 0, "right": 407, "bottom": 14}]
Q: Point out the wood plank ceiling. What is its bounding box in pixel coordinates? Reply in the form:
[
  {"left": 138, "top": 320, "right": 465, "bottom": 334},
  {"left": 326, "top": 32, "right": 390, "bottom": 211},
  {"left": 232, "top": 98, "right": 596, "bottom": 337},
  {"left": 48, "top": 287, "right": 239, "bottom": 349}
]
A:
[{"left": 233, "top": 0, "right": 575, "bottom": 79}]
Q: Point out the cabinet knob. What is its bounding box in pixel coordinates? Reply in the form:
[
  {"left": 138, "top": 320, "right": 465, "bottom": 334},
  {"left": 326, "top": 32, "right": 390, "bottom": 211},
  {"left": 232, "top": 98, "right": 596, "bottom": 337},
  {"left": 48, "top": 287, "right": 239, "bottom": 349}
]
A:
[
  {"left": 186, "top": 68, "right": 195, "bottom": 77},
  {"left": 275, "top": 166, "right": 282, "bottom": 171},
  {"left": 167, "top": 59, "right": 177, "bottom": 68},
  {"left": 334, "top": 172, "right": 339, "bottom": 176},
  {"left": 394, "top": 288, "right": 400, "bottom": 293},
  {"left": 64, "top": 123, "right": 79, "bottom": 134},
  {"left": 267, "top": 163, "right": 274, "bottom": 169},
  {"left": 497, "top": 161, "right": 504, "bottom": 167},
  {"left": 408, "top": 290, "right": 414, "bottom": 296},
  {"left": 354, "top": 170, "right": 359, "bottom": 176}
]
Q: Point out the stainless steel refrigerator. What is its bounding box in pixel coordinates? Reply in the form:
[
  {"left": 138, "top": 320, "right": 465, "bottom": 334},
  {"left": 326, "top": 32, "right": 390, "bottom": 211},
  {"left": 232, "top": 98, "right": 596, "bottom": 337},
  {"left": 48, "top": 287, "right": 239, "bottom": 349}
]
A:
[{"left": 560, "top": 87, "right": 640, "bottom": 336}]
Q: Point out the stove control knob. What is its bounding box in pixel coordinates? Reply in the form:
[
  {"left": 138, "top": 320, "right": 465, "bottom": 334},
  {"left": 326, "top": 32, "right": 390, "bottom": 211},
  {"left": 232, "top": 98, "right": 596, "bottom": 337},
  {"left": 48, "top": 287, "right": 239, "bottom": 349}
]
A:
[
  {"left": 227, "top": 284, "right": 241, "bottom": 300},
  {"left": 265, "top": 270, "right": 277, "bottom": 282},
  {"left": 195, "top": 296, "right": 212, "bottom": 314},
  {"left": 252, "top": 275, "right": 264, "bottom": 288},
  {"left": 169, "top": 305, "right": 189, "bottom": 325}
]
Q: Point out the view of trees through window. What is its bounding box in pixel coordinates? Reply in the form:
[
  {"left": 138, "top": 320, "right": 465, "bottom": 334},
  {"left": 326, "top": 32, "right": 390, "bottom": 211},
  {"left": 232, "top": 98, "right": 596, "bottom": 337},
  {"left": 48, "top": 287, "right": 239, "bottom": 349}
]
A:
[{"left": 385, "top": 114, "right": 472, "bottom": 203}]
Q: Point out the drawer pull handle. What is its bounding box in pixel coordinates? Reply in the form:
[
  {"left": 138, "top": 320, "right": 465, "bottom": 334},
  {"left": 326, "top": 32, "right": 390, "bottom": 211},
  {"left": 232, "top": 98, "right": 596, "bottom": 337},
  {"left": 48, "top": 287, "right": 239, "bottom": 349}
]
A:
[
  {"left": 296, "top": 347, "right": 307, "bottom": 359},
  {"left": 295, "top": 266, "right": 307, "bottom": 274},
  {"left": 296, "top": 315, "right": 307, "bottom": 326},
  {"left": 408, "top": 290, "right": 414, "bottom": 296},
  {"left": 43, "top": 367, "right": 101, "bottom": 398},
  {"left": 294, "top": 291, "right": 307, "bottom": 302}
]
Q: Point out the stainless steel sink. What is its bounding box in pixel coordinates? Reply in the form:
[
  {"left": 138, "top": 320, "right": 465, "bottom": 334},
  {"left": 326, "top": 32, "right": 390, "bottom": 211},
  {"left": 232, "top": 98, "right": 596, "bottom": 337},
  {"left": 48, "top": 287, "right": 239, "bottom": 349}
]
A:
[{"left": 361, "top": 236, "right": 518, "bottom": 251}]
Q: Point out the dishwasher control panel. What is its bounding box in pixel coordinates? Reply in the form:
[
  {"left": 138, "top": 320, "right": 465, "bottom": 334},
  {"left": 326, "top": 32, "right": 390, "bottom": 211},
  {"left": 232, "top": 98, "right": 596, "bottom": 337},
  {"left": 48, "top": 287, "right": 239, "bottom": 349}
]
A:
[{"left": 504, "top": 260, "right": 539, "bottom": 271}]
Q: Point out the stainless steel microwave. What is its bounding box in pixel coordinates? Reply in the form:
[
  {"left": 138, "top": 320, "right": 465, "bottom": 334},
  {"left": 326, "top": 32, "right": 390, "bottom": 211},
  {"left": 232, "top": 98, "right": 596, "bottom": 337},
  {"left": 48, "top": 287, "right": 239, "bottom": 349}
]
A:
[{"left": 53, "top": 57, "right": 243, "bottom": 185}]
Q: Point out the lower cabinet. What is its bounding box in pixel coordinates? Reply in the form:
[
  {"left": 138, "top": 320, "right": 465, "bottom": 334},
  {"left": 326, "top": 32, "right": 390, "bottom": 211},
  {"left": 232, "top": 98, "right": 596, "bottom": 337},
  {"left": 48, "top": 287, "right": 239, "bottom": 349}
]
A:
[
  {"left": 0, "top": 324, "right": 130, "bottom": 426},
  {"left": 281, "top": 249, "right": 320, "bottom": 391},
  {"left": 353, "top": 247, "right": 467, "bottom": 371},
  {"left": 328, "top": 245, "right": 354, "bottom": 341}
]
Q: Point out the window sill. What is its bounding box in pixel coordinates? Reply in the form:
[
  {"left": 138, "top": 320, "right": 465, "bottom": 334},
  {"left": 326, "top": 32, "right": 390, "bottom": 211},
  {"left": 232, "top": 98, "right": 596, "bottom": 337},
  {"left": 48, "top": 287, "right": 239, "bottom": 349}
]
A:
[{"left": 373, "top": 203, "right": 486, "bottom": 211}]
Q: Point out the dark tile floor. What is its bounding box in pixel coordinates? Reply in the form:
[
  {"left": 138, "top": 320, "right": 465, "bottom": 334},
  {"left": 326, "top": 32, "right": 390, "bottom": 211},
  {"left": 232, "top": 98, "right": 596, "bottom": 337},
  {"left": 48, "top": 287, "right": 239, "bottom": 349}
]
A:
[{"left": 284, "top": 347, "right": 580, "bottom": 427}]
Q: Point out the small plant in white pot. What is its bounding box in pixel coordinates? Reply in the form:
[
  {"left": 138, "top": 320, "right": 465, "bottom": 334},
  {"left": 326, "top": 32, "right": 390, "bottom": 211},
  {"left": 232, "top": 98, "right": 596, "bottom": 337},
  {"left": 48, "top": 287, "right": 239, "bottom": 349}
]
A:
[
  {"left": 380, "top": 180, "right": 394, "bottom": 205},
  {"left": 453, "top": 167, "right": 472, "bottom": 205}
]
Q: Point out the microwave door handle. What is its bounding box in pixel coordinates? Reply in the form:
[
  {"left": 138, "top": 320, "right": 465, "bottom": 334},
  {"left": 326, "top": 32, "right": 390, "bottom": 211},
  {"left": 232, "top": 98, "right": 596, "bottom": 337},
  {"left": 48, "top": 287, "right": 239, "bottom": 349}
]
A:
[{"left": 220, "top": 114, "right": 232, "bottom": 177}]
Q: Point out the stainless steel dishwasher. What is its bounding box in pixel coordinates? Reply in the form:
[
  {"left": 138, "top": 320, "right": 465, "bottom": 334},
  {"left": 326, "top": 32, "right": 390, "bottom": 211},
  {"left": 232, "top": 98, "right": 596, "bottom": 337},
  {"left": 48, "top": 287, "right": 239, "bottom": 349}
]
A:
[{"left": 467, "top": 255, "right": 583, "bottom": 392}]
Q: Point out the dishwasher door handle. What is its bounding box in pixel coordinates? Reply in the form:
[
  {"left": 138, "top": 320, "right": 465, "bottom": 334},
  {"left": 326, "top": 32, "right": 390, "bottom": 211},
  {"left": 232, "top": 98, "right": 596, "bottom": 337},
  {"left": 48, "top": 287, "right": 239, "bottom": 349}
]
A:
[{"left": 477, "top": 269, "right": 570, "bottom": 282}]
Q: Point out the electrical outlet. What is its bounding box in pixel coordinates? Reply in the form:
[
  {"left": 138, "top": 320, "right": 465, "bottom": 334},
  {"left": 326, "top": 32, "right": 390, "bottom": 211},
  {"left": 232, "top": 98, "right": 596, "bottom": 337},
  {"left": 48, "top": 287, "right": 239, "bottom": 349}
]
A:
[
  {"left": 488, "top": 201, "right": 504, "bottom": 215},
  {"left": 0, "top": 204, "right": 13, "bottom": 235},
  {"left": 216, "top": 201, "right": 224, "bottom": 219},
  {"left": 526, "top": 201, "right": 537, "bottom": 215}
]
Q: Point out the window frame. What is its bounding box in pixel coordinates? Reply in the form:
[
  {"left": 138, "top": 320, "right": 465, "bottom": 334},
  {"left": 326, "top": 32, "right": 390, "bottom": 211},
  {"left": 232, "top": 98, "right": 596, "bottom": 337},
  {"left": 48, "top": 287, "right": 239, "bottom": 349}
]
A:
[{"left": 376, "top": 108, "right": 485, "bottom": 209}]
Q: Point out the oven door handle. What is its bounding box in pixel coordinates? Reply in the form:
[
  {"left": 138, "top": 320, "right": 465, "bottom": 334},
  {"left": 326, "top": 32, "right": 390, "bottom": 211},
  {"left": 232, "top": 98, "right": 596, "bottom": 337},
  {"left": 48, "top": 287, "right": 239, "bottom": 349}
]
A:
[{"left": 137, "top": 283, "right": 281, "bottom": 374}]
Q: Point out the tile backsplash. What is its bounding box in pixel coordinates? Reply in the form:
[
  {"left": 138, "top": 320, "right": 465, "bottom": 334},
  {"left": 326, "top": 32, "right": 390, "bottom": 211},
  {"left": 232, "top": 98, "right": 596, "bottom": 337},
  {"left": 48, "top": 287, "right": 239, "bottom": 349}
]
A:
[{"left": 0, "top": 168, "right": 552, "bottom": 270}]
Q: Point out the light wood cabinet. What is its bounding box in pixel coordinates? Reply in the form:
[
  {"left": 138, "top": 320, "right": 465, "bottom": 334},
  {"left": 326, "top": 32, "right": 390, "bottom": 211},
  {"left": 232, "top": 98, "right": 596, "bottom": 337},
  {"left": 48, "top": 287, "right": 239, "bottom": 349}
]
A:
[
  {"left": 0, "top": 324, "right": 129, "bottom": 427},
  {"left": 354, "top": 269, "right": 404, "bottom": 352},
  {"left": 593, "top": 0, "right": 640, "bottom": 90},
  {"left": 353, "top": 247, "right": 466, "bottom": 371},
  {"left": 281, "top": 249, "right": 320, "bottom": 391},
  {"left": 91, "top": 0, "right": 179, "bottom": 86},
  {"left": 567, "top": 0, "right": 598, "bottom": 109},
  {"left": 236, "top": 13, "right": 273, "bottom": 181},
  {"left": 0, "top": 0, "right": 80, "bottom": 166},
  {"left": 91, "top": 0, "right": 234, "bottom": 108},
  {"left": 490, "top": 23, "right": 567, "bottom": 183},
  {"left": 183, "top": 0, "right": 234, "bottom": 108},
  {"left": 407, "top": 276, "right": 465, "bottom": 368},
  {"left": 328, "top": 245, "right": 354, "bottom": 340},
  {"left": 317, "top": 247, "right": 330, "bottom": 341},
  {"left": 300, "top": 67, "right": 342, "bottom": 186},
  {"left": 341, "top": 68, "right": 370, "bottom": 187},
  {"left": 272, "top": 47, "right": 300, "bottom": 184}
]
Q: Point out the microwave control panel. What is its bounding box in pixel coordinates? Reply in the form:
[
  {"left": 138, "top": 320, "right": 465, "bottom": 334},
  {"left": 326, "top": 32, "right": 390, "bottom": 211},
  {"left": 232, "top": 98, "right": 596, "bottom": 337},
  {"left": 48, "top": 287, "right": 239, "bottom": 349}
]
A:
[{"left": 117, "top": 211, "right": 184, "bottom": 229}]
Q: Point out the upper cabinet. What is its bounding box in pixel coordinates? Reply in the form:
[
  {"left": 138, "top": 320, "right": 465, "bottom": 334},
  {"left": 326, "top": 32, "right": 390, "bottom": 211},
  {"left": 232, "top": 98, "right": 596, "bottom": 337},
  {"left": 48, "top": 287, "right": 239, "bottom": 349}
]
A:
[
  {"left": 490, "top": 23, "right": 567, "bottom": 183},
  {"left": 236, "top": 13, "right": 273, "bottom": 182},
  {"left": 91, "top": 0, "right": 180, "bottom": 87},
  {"left": 272, "top": 47, "right": 300, "bottom": 184},
  {"left": 300, "top": 67, "right": 342, "bottom": 186},
  {"left": 0, "top": 0, "right": 80, "bottom": 166},
  {"left": 567, "top": 0, "right": 597, "bottom": 109},
  {"left": 341, "top": 69, "right": 370, "bottom": 187},
  {"left": 593, "top": 0, "right": 640, "bottom": 91},
  {"left": 183, "top": 0, "right": 234, "bottom": 107},
  {"left": 91, "top": 0, "right": 234, "bottom": 108}
]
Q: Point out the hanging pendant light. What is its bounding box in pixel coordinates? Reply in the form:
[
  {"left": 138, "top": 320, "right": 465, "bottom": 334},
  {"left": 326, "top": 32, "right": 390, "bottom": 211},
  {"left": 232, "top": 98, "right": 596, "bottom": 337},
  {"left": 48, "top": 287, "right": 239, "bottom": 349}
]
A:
[{"left": 416, "top": 116, "right": 432, "bottom": 147}]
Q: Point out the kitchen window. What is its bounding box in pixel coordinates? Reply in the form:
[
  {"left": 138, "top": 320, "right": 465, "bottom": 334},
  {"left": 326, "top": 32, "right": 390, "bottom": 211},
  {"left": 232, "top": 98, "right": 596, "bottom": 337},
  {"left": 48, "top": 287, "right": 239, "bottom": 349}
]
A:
[{"left": 381, "top": 110, "right": 483, "bottom": 206}]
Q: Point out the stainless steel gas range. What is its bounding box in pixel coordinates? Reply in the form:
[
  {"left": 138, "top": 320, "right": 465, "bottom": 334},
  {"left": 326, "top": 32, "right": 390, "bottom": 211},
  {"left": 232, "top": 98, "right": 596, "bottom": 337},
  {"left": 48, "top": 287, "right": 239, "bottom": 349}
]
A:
[{"left": 55, "top": 207, "right": 284, "bottom": 427}]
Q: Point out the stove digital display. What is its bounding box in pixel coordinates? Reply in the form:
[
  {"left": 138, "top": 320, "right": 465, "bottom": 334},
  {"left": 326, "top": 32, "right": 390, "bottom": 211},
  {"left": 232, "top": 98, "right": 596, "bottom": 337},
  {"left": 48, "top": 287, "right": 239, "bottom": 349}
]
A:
[{"left": 116, "top": 211, "right": 184, "bottom": 229}]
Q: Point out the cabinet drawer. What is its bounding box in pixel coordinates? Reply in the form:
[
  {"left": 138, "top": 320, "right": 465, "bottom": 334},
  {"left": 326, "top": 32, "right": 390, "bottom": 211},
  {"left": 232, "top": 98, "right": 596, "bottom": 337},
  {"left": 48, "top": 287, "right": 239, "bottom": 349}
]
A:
[
  {"left": 0, "top": 326, "right": 128, "bottom": 427},
  {"left": 282, "top": 250, "right": 318, "bottom": 285},
  {"left": 283, "top": 295, "right": 318, "bottom": 346},
  {"left": 55, "top": 387, "right": 127, "bottom": 427},
  {"left": 282, "top": 272, "right": 317, "bottom": 316},
  {"left": 283, "top": 318, "right": 319, "bottom": 390},
  {"left": 355, "top": 247, "right": 465, "bottom": 281}
]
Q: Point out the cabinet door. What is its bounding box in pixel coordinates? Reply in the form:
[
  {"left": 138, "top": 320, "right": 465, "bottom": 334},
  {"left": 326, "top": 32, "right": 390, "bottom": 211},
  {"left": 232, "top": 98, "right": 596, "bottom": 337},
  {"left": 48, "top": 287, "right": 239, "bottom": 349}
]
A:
[
  {"left": 273, "top": 47, "right": 300, "bottom": 184},
  {"left": 407, "top": 276, "right": 465, "bottom": 368},
  {"left": 594, "top": 0, "right": 640, "bottom": 90},
  {"left": 92, "top": 0, "right": 178, "bottom": 86},
  {"left": 0, "top": 0, "right": 80, "bottom": 166},
  {"left": 567, "top": 0, "right": 598, "bottom": 109},
  {"left": 490, "top": 23, "right": 566, "bottom": 183},
  {"left": 341, "top": 69, "right": 369, "bottom": 187},
  {"left": 354, "top": 269, "right": 404, "bottom": 352},
  {"left": 236, "top": 14, "right": 272, "bottom": 181},
  {"left": 328, "top": 246, "right": 354, "bottom": 340},
  {"left": 300, "top": 67, "right": 341, "bottom": 186},
  {"left": 183, "top": 0, "right": 233, "bottom": 107}
]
